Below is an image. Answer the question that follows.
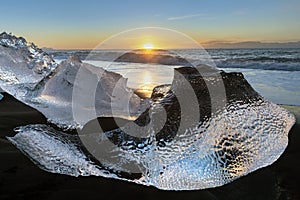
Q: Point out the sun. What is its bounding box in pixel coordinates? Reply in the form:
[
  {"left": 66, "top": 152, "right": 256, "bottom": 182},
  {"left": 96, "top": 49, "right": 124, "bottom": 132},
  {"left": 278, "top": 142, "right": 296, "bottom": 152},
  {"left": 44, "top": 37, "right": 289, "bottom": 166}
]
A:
[{"left": 143, "top": 43, "right": 154, "bottom": 50}]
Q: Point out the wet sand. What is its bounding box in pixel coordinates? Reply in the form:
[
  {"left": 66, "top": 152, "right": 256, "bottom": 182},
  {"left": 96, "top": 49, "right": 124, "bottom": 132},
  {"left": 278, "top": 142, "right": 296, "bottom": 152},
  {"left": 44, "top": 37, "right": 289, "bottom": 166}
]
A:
[{"left": 0, "top": 93, "right": 299, "bottom": 200}]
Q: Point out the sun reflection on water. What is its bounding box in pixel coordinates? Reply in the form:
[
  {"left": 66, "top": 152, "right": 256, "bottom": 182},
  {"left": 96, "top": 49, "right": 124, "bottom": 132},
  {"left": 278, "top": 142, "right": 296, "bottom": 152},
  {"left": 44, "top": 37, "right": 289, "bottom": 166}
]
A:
[
  {"left": 134, "top": 71, "right": 156, "bottom": 98},
  {"left": 143, "top": 71, "right": 152, "bottom": 84}
]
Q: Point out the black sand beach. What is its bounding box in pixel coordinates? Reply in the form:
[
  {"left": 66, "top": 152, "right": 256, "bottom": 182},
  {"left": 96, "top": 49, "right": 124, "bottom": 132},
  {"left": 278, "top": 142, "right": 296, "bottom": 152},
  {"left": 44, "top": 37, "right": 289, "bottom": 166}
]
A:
[{"left": 0, "top": 93, "right": 299, "bottom": 200}]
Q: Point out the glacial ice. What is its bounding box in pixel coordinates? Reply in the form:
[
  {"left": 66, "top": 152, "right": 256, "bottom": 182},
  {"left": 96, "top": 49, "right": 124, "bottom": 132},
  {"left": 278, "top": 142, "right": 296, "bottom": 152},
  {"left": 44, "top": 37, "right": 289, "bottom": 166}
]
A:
[
  {"left": 7, "top": 68, "right": 295, "bottom": 190},
  {"left": 0, "top": 32, "right": 144, "bottom": 128},
  {"left": 1, "top": 32, "right": 296, "bottom": 190},
  {"left": 0, "top": 32, "right": 57, "bottom": 87}
]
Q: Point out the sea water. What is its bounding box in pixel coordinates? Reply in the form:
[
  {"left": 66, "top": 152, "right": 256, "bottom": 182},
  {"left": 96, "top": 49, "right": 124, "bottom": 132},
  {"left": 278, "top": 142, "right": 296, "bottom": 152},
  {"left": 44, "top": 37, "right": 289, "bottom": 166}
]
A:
[{"left": 52, "top": 48, "right": 300, "bottom": 106}]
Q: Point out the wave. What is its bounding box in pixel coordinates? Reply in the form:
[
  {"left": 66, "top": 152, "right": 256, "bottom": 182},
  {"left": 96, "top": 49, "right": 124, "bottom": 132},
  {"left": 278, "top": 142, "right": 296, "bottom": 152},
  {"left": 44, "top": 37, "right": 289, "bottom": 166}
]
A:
[
  {"left": 50, "top": 49, "right": 300, "bottom": 72},
  {"left": 50, "top": 49, "right": 192, "bottom": 67},
  {"left": 216, "top": 61, "right": 300, "bottom": 71},
  {"left": 221, "top": 57, "right": 300, "bottom": 63}
]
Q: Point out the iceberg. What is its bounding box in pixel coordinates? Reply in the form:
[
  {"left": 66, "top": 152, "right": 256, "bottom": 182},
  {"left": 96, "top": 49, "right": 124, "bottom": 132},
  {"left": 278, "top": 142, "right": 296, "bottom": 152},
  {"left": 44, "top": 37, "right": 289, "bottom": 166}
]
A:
[
  {"left": 0, "top": 32, "right": 57, "bottom": 87},
  {"left": 8, "top": 68, "right": 295, "bottom": 190},
  {"left": 0, "top": 32, "right": 145, "bottom": 129},
  {"left": 1, "top": 32, "right": 295, "bottom": 190}
]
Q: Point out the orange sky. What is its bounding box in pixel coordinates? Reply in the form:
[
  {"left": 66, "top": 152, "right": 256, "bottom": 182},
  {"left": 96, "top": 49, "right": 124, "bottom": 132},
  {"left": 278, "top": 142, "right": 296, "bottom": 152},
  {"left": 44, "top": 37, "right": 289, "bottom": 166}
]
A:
[{"left": 2, "top": 0, "right": 299, "bottom": 49}]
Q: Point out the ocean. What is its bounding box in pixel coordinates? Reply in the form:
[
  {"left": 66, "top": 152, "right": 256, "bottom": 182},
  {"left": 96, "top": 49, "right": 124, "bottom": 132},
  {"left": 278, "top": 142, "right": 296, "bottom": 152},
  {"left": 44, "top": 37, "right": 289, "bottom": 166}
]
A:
[{"left": 50, "top": 48, "right": 300, "bottom": 106}]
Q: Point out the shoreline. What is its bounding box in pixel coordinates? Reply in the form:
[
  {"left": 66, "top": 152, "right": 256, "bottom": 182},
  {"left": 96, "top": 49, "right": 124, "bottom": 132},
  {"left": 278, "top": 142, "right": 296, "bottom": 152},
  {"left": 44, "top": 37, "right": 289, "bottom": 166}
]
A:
[{"left": 280, "top": 104, "right": 300, "bottom": 121}]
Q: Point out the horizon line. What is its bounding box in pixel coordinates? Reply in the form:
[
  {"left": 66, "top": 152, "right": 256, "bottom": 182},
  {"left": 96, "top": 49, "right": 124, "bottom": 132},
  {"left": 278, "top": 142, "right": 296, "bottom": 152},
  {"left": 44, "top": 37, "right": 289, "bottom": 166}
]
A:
[{"left": 41, "top": 40, "right": 300, "bottom": 50}]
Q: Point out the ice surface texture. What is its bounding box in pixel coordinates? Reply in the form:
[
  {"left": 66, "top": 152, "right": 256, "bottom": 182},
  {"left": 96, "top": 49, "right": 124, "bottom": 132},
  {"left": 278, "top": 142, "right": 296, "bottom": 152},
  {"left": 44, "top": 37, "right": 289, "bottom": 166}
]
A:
[
  {"left": 0, "top": 32, "right": 143, "bottom": 128},
  {"left": 0, "top": 32, "right": 57, "bottom": 86}
]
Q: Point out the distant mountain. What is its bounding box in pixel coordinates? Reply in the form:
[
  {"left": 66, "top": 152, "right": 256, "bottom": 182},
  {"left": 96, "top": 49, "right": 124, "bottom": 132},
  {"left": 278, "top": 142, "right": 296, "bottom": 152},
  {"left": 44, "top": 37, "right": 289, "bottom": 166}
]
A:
[
  {"left": 204, "top": 41, "right": 300, "bottom": 49},
  {"left": 42, "top": 47, "right": 54, "bottom": 52}
]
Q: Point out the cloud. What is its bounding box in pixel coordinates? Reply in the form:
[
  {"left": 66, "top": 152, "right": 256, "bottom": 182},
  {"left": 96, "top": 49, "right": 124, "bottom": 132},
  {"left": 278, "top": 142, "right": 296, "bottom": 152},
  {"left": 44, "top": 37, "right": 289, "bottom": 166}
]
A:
[
  {"left": 203, "top": 40, "right": 300, "bottom": 48},
  {"left": 167, "top": 13, "right": 207, "bottom": 20}
]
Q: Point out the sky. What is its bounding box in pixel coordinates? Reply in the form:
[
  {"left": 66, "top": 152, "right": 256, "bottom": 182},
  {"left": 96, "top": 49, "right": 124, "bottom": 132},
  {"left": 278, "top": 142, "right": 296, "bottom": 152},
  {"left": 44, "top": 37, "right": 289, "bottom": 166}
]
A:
[{"left": 0, "top": 0, "right": 299, "bottom": 49}]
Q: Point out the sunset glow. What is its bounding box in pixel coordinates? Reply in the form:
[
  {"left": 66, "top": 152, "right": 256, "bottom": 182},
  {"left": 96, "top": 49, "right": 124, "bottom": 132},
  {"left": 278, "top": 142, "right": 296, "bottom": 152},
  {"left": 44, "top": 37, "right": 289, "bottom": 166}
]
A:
[
  {"left": 143, "top": 43, "right": 154, "bottom": 50},
  {"left": 1, "top": 0, "right": 299, "bottom": 49}
]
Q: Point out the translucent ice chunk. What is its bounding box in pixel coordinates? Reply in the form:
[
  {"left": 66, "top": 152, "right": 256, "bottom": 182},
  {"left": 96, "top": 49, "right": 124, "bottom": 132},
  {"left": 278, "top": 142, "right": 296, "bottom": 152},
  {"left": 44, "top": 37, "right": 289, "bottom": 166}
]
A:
[
  {"left": 8, "top": 68, "right": 295, "bottom": 190},
  {"left": 0, "top": 32, "right": 57, "bottom": 88},
  {"left": 8, "top": 125, "right": 114, "bottom": 178},
  {"left": 0, "top": 33, "right": 145, "bottom": 128},
  {"left": 9, "top": 99, "right": 294, "bottom": 190}
]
